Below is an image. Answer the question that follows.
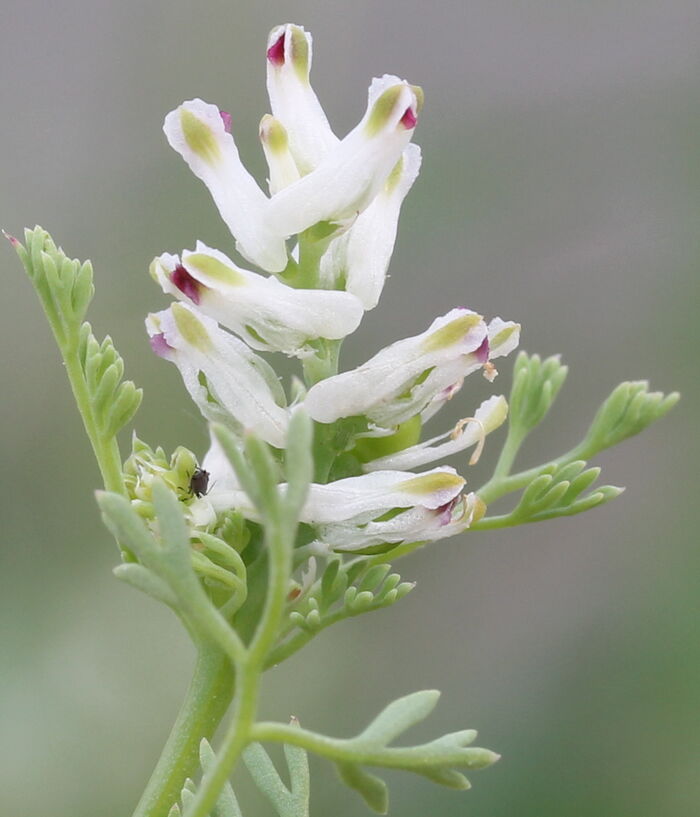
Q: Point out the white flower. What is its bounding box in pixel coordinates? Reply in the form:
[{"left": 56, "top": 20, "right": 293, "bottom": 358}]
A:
[
  {"left": 163, "top": 98, "right": 288, "bottom": 273},
  {"left": 420, "top": 318, "right": 521, "bottom": 422},
  {"left": 314, "top": 491, "right": 485, "bottom": 552},
  {"left": 362, "top": 394, "right": 509, "bottom": 471},
  {"left": 300, "top": 466, "right": 465, "bottom": 523},
  {"left": 150, "top": 242, "right": 364, "bottom": 357},
  {"left": 319, "top": 144, "right": 422, "bottom": 309},
  {"left": 204, "top": 465, "right": 481, "bottom": 551},
  {"left": 304, "top": 308, "right": 491, "bottom": 429},
  {"left": 206, "top": 465, "right": 464, "bottom": 522},
  {"left": 265, "top": 23, "right": 338, "bottom": 175},
  {"left": 266, "top": 75, "right": 422, "bottom": 238},
  {"left": 146, "top": 303, "right": 289, "bottom": 447}
]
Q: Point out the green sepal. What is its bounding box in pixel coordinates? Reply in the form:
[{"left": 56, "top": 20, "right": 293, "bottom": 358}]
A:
[{"left": 351, "top": 415, "right": 422, "bottom": 464}]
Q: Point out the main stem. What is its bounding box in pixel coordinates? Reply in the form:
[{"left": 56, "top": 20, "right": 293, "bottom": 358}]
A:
[
  {"left": 183, "top": 513, "right": 295, "bottom": 817},
  {"left": 131, "top": 645, "right": 236, "bottom": 817}
]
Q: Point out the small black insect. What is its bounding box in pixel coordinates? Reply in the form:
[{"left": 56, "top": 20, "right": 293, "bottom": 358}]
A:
[{"left": 189, "top": 467, "right": 210, "bottom": 498}]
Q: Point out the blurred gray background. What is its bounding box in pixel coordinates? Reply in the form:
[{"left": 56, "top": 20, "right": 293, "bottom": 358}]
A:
[{"left": 1, "top": 2, "right": 698, "bottom": 816}]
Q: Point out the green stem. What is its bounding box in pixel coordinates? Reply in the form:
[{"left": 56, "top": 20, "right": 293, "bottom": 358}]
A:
[
  {"left": 250, "top": 722, "right": 496, "bottom": 771},
  {"left": 131, "top": 645, "right": 236, "bottom": 817},
  {"left": 182, "top": 662, "right": 261, "bottom": 817},
  {"left": 302, "top": 339, "right": 341, "bottom": 387},
  {"left": 182, "top": 517, "right": 295, "bottom": 817},
  {"left": 477, "top": 443, "right": 586, "bottom": 506},
  {"left": 470, "top": 513, "right": 523, "bottom": 531},
  {"left": 490, "top": 426, "right": 525, "bottom": 483},
  {"left": 63, "top": 342, "right": 126, "bottom": 494}
]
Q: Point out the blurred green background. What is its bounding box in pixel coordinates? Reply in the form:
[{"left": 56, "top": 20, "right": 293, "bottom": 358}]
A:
[{"left": 1, "top": 2, "right": 698, "bottom": 815}]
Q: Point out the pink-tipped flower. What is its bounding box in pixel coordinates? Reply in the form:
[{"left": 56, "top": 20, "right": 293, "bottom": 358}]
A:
[
  {"left": 304, "top": 308, "right": 493, "bottom": 430},
  {"left": 163, "top": 98, "right": 288, "bottom": 272},
  {"left": 266, "top": 74, "right": 422, "bottom": 238},
  {"left": 151, "top": 242, "right": 364, "bottom": 357},
  {"left": 265, "top": 23, "right": 338, "bottom": 174},
  {"left": 146, "top": 304, "right": 289, "bottom": 447}
]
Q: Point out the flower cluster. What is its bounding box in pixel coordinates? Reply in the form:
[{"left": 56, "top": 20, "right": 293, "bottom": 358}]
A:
[{"left": 144, "top": 23, "right": 520, "bottom": 553}]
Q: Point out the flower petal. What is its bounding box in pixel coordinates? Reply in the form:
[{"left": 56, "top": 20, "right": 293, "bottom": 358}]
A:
[
  {"left": 300, "top": 466, "right": 465, "bottom": 524},
  {"left": 320, "top": 144, "right": 422, "bottom": 308},
  {"left": 259, "top": 115, "right": 301, "bottom": 195},
  {"left": 266, "top": 76, "right": 421, "bottom": 238},
  {"left": 487, "top": 318, "right": 521, "bottom": 359},
  {"left": 304, "top": 308, "right": 487, "bottom": 428},
  {"left": 146, "top": 303, "right": 289, "bottom": 447},
  {"left": 265, "top": 23, "right": 338, "bottom": 174},
  {"left": 316, "top": 491, "right": 484, "bottom": 551},
  {"left": 363, "top": 395, "right": 509, "bottom": 471},
  {"left": 201, "top": 428, "right": 240, "bottom": 493},
  {"left": 151, "top": 243, "right": 364, "bottom": 356},
  {"left": 163, "top": 98, "right": 288, "bottom": 272}
]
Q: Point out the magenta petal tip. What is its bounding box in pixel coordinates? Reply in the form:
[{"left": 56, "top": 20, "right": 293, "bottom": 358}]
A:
[
  {"left": 149, "top": 333, "right": 173, "bottom": 358},
  {"left": 474, "top": 337, "right": 490, "bottom": 364},
  {"left": 400, "top": 107, "right": 418, "bottom": 130},
  {"left": 171, "top": 265, "right": 203, "bottom": 305},
  {"left": 267, "top": 33, "right": 286, "bottom": 66},
  {"left": 219, "top": 110, "right": 232, "bottom": 133}
]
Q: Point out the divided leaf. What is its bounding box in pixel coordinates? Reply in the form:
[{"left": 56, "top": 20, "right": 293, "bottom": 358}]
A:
[
  {"left": 252, "top": 690, "right": 498, "bottom": 815},
  {"left": 577, "top": 380, "right": 679, "bottom": 459},
  {"left": 10, "top": 227, "right": 142, "bottom": 440},
  {"left": 508, "top": 352, "right": 568, "bottom": 438}
]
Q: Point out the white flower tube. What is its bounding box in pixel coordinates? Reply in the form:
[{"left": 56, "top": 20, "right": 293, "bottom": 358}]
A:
[
  {"left": 363, "top": 395, "right": 509, "bottom": 472},
  {"left": 487, "top": 317, "right": 521, "bottom": 360},
  {"left": 320, "top": 144, "right": 422, "bottom": 308},
  {"left": 300, "top": 466, "right": 465, "bottom": 524},
  {"left": 304, "top": 308, "right": 488, "bottom": 429},
  {"left": 420, "top": 318, "right": 521, "bottom": 422},
  {"left": 265, "top": 23, "right": 338, "bottom": 174},
  {"left": 151, "top": 242, "right": 364, "bottom": 357},
  {"left": 163, "top": 99, "right": 288, "bottom": 273},
  {"left": 314, "top": 491, "right": 485, "bottom": 552},
  {"left": 206, "top": 466, "right": 465, "bottom": 524},
  {"left": 146, "top": 303, "right": 289, "bottom": 447},
  {"left": 259, "top": 115, "right": 301, "bottom": 195},
  {"left": 266, "top": 75, "right": 422, "bottom": 238}
]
